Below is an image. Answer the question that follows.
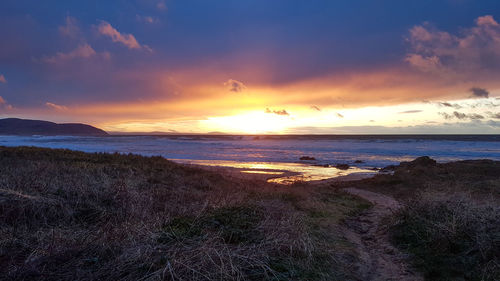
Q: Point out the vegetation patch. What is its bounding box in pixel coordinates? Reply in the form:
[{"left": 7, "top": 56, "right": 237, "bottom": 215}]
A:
[
  {"left": 0, "top": 146, "right": 371, "bottom": 280},
  {"left": 159, "top": 206, "right": 263, "bottom": 245},
  {"left": 391, "top": 192, "right": 500, "bottom": 281},
  {"left": 204, "top": 205, "right": 263, "bottom": 244}
]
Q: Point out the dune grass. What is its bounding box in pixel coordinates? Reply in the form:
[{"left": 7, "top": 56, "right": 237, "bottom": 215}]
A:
[
  {"left": 352, "top": 157, "right": 500, "bottom": 281},
  {"left": 391, "top": 191, "right": 500, "bottom": 281},
  {"left": 323, "top": 156, "right": 500, "bottom": 280},
  {"left": 0, "top": 146, "right": 368, "bottom": 280}
]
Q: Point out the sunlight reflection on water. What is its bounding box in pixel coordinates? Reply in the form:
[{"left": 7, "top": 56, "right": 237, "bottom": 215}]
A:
[{"left": 173, "top": 159, "right": 377, "bottom": 184}]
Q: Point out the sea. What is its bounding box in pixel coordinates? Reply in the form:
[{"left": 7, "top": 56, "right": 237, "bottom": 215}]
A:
[{"left": 1, "top": 135, "right": 499, "bottom": 183}]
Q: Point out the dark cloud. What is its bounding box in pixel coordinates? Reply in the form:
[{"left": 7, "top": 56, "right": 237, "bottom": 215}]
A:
[
  {"left": 265, "top": 108, "right": 289, "bottom": 116},
  {"left": 454, "top": 112, "right": 467, "bottom": 119},
  {"left": 439, "top": 111, "right": 484, "bottom": 120},
  {"left": 224, "top": 79, "right": 246, "bottom": 93},
  {"left": 336, "top": 112, "right": 344, "bottom": 118},
  {"left": 439, "top": 112, "right": 453, "bottom": 120},
  {"left": 310, "top": 105, "right": 321, "bottom": 111},
  {"left": 469, "top": 87, "right": 489, "bottom": 98},
  {"left": 398, "top": 110, "right": 422, "bottom": 114},
  {"left": 468, "top": 113, "right": 485, "bottom": 120},
  {"left": 437, "top": 102, "right": 463, "bottom": 109},
  {"left": 488, "top": 112, "right": 500, "bottom": 119}
]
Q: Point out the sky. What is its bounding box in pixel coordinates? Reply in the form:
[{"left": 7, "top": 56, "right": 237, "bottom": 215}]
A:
[{"left": 1, "top": 0, "right": 500, "bottom": 134}]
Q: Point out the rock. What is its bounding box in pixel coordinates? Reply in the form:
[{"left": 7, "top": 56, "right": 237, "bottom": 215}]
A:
[
  {"left": 354, "top": 160, "right": 364, "bottom": 164},
  {"left": 336, "top": 164, "right": 350, "bottom": 170},
  {"left": 381, "top": 165, "right": 396, "bottom": 172},
  {"left": 410, "top": 156, "right": 437, "bottom": 166},
  {"left": 300, "top": 156, "right": 316, "bottom": 161}
]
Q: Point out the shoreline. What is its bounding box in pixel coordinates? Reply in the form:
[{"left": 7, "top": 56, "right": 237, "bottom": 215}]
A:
[{"left": 176, "top": 159, "right": 378, "bottom": 185}]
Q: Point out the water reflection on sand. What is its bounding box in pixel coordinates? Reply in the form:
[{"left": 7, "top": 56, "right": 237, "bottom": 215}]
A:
[{"left": 173, "top": 159, "right": 376, "bottom": 185}]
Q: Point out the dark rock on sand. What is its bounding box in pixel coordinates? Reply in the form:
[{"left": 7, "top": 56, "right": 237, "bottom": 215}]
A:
[
  {"left": 354, "top": 160, "right": 365, "bottom": 164},
  {"left": 380, "top": 165, "right": 397, "bottom": 172},
  {"left": 336, "top": 164, "right": 350, "bottom": 170},
  {"left": 300, "top": 156, "right": 316, "bottom": 161},
  {"left": 401, "top": 156, "right": 437, "bottom": 167}
]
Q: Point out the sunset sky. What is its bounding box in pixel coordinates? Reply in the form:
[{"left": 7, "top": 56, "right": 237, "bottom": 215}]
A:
[{"left": 1, "top": 0, "right": 500, "bottom": 134}]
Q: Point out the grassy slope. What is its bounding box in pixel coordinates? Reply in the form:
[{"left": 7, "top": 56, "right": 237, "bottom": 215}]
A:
[
  {"left": 334, "top": 157, "right": 500, "bottom": 281},
  {"left": 0, "top": 146, "right": 369, "bottom": 281}
]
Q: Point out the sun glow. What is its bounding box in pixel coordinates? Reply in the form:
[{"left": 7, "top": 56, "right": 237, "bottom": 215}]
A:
[{"left": 201, "top": 111, "right": 292, "bottom": 134}]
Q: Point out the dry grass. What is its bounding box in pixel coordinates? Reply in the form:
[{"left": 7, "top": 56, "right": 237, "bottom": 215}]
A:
[
  {"left": 0, "top": 146, "right": 367, "bottom": 281},
  {"left": 391, "top": 191, "right": 500, "bottom": 281},
  {"left": 323, "top": 156, "right": 500, "bottom": 280}
]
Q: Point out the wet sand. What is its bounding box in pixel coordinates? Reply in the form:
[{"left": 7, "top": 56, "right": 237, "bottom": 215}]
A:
[{"left": 175, "top": 159, "right": 377, "bottom": 184}]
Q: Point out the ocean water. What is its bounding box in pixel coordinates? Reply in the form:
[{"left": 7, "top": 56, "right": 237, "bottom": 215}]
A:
[
  {"left": 1, "top": 135, "right": 499, "bottom": 182},
  {"left": 0, "top": 135, "right": 499, "bottom": 167}
]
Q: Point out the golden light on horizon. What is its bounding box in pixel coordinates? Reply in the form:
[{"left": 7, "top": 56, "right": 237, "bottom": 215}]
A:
[{"left": 201, "top": 111, "right": 293, "bottom": 134}]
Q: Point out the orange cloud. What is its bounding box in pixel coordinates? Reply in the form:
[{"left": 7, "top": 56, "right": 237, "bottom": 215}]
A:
[
  {"left": 41, "top": 44, "right": 97, "bottom": 63},
  {"left": 46, "top": 102, "right": 68, "bottom": 111},
  {"left": 0, "top": 74, "right": 6, "bottom": 84},
  {"left": 97, "top": 21, "right": 151, "bottom": 51},
  {"left": 406, "top": 15, "right": 500, "bottom": 81},
  {"left": 223, "top": 79, "right": 247, "bottom": 92},
  {"left": 265, "top": 108, "right": 289, "bottom": 116}
]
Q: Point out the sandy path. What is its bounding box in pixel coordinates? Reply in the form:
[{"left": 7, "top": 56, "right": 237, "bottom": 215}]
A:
[{"left": 342, "top": 188, "right": 422, "bottom": 281}]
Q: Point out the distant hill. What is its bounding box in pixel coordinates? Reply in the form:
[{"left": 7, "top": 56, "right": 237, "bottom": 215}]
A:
[{"left": 0, "top": 118, "right": 108, "bottom": 136}]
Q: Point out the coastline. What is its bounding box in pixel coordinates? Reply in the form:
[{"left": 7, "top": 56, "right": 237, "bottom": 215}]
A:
[{"left": 177, "top": 159, "right": 378, "bottom": 185}]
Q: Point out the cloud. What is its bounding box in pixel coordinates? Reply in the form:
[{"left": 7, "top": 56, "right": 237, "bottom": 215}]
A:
[
  {"left": 398, "top": 110, "right": 423, "bottom": 114},
  {"left": 265, "top": 108, "right": 289, "bottom": 116},
  {"left": 97, "top": 21, "right": 151, "bottom": 51},
  {"left": 437, "top": 101, "right": 463, "bottom": 109},
  {"left": 406, "top": 15, "right": 500, "bottom": 80},
  {"left": 469, "top": 87, "right": 489, "bottom": 98},
  {"left": 0, "top": 96, "right": 13, "bottom": 110},
  {"left": 157, "top": 1, "right": 167, "bottom": 11},
  {"left": 224, "top": 79, "right": 246, "bottom": 92},
  {"left": 0, "top": 74, "right": 6, "bottom": 84},
  {"left": 46, "top": 102, "right": 68, "bottom": 111},
  {"left": 310, "top": 105, "right": 321, "bottom": 111},
  {"left": 59, "top": 16, "right": 80, "bottom": 38},
  {"left": 41, "top": 44, "right": 99, "bottom": 63},
  {"left": 487, "top": 112, "right": 500, "bottom": 119},
  {"left": 285, "top": 121, "right": 500, "bottom": 134},
  {"left": 439, "top": 111, "right": 484, "bottom": 120},
  {"left": 136, "top": 15, "right": 159, "bottom": 24},
  {"left": 336, "top": 112, "right": 344, "bottom": 118}
]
